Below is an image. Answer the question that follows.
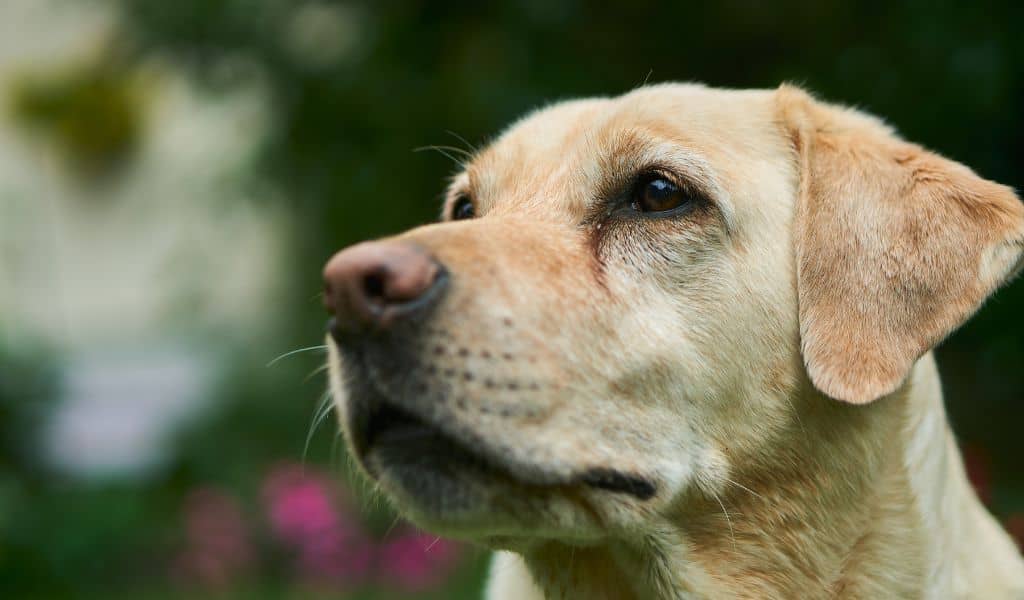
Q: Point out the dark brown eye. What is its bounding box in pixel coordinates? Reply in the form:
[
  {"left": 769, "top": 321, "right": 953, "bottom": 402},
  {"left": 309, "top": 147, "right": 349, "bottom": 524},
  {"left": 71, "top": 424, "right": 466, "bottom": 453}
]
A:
[
  {"left": 451, "top": 195, "right": 475, "bottom": 220},
  {"left": 632, "top": 175, "right": 689, "bottom": 213}
]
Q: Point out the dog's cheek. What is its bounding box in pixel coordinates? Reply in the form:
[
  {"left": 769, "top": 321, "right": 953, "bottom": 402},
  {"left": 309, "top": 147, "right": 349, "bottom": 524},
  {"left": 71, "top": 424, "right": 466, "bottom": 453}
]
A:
[{"left": 593, "top": 217, "right": 714, "bottom": 276}]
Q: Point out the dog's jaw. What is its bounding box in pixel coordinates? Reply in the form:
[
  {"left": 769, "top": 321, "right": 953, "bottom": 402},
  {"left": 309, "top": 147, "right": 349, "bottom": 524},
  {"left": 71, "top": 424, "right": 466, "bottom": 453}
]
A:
[{"left": 326, "top": 333, "right": 669, "bottom": 542}]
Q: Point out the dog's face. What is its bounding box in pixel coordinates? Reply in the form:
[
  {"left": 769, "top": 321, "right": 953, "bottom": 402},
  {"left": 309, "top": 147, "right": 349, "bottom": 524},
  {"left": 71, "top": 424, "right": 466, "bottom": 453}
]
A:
[{"left": 325, "top": 84, "right": 1024, "bottom": 548}]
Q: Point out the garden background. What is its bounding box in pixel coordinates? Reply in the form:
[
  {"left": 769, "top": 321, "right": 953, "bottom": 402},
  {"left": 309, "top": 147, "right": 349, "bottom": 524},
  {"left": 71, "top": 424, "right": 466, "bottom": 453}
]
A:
[{"left": 2, "top": 1, "right": 1022, "bottom": 597}]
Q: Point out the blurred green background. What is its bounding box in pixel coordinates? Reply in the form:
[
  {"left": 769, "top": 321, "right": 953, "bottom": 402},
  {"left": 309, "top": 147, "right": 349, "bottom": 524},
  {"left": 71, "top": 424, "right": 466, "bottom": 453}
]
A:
[{"left": 1, "top": 0, "right": 1022, "bottom": 597}]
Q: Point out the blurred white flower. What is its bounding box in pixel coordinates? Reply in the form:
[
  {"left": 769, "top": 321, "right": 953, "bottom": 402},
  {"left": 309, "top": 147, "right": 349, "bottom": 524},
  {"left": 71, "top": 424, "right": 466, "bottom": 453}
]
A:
[
  {"left": 46, "top": 349, "right": 209, "bottom": 478},
  {"left": 283, "top": 2, "right": 366, "bottom": 69},
  {"left": 0, "top": 0, "right": 291, "bottom": 478}
]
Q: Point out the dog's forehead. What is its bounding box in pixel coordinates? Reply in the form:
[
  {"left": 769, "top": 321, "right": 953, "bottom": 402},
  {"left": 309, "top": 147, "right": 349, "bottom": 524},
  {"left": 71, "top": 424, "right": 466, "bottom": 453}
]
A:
[{"left": 458, "top": 84, "right": 778, "bottom": 220}]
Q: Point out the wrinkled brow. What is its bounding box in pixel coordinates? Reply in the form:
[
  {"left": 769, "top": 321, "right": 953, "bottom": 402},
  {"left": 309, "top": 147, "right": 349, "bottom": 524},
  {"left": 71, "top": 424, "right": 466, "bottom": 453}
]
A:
[
  {"left": 581, "top": 127, "right": 736, "bottom": 232},
  {"left": 441, "top": 126, "right": 736, "bottom": 231}
]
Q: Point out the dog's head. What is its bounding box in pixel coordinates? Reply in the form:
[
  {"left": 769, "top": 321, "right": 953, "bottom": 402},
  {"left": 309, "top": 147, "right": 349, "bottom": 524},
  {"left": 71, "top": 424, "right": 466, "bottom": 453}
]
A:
[{"left": 324, "top": 84, "right": 1024, "bottom": 547}]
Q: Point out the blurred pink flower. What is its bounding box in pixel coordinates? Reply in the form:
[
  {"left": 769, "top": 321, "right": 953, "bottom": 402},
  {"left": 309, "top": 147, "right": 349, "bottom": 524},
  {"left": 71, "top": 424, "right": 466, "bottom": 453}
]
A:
[
  {"left": 170, "top": 464, "right": 467, "bottom": 593},
  {"left": 377, "top": 529, "right": 462, "bottom": 591},
  {"left": 262, "top": 462, "right": 373, "bottom": 585},
  {"left": 172, "top": 487, "right": 253, "bottom": 587}
]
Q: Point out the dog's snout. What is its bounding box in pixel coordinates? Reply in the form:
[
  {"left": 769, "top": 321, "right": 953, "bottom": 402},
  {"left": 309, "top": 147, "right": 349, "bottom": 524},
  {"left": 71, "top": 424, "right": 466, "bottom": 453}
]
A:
[{"left": 323, "top": 241, "right": 447, "bottom": 336}]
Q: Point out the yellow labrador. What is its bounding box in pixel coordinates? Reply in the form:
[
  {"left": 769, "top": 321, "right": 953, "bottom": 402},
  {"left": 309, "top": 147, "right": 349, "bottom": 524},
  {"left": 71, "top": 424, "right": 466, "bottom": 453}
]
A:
[{"left": 322, "top": 84, "right": 1024, "bottom": 599}]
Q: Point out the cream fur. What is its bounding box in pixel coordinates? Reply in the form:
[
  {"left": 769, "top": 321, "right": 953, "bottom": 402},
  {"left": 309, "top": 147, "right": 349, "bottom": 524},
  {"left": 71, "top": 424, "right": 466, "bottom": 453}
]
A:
[{"left": 326, "top": 84, "right": 1024, "bottom": 599}]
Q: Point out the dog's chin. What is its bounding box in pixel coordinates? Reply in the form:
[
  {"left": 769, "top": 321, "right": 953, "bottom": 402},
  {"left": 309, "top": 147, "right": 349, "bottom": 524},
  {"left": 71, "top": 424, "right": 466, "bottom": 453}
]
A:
[
  {"left": 360, "top": 401, "right": 521, "bottom": 519},
  {"left": 342, "top": 392, "right": 659, "bottom": 540},
  {"left": 350, "top": 397, "right": 562, "bottom": 534}
]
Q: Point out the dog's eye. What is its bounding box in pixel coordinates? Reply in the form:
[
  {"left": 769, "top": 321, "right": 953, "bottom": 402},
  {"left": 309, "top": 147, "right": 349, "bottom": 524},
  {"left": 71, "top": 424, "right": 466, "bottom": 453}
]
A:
[
  {"left": 451, "top": 195, "right": 475, "bottom": 220},
  {"left": 631, "top": 175, "right": 689, "bottom": 214}
]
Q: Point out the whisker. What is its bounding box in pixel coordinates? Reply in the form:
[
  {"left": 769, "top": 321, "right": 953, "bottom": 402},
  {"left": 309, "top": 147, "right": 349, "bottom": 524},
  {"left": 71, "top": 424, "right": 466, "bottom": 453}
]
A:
[
  {"left": 426, "top": 143, "right": 474, "bottom": 159},
  {"left": 641, "top": 68, "right": 654, "bottom": 87},
  {"left": 710, "top": 489, "right": 736, "bottom": 553},
  {"left": 424, "top": 536, "right": 442, "bottom": 552},
  {"left": 413, "top": 145, "right": 471, "bottom": 167},
  {"left": 303, "top": 362, "right": 330, "bottom": 383},
  {"left": 267, "top": 345, "right": 328, "bottom": 367},
  {"left": 302, "top": 391, "right": 334, "bottom": 462},
  {"left": 722, "top": 476, "right": 766, "bottom": 502},
  {"left": 445, "top": 130, "right": 479, "bottom": 154},
  {"left": 382, "top": 515, "right": 403, "bottom": 540},
  {"left": 780, "top": 393, "right": 809, "bottom": 444}
]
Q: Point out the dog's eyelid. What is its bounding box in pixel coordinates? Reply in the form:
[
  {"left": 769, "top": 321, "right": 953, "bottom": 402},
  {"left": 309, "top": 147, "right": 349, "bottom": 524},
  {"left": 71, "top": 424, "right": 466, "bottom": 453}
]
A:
[
  {"left": 602, "top": 165, "right": 715, "bottom": 211},
  {"left": 444, "top": 191, "right": 477, "bottom": 221},
  {"left": 440, "top": 170, "right": 476, "bottom": 220},
  {"left": 640, "top": 165, "right": 734, "bottom": 234},
  {"left": 634, "top": 148, "right": 734, "bottom": 226},
  {"left": 636, "top": 166, "right": 707, "bottom": 198},
  {"left": 440, "top": 186, "right": 470, "bottom": 218}
]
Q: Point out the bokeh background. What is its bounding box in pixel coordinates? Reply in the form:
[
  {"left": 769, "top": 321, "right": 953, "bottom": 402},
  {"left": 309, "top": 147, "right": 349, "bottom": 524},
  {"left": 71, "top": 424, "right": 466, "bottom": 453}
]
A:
[{"left": 2, "top": 0, "right": 1022, "bottom": 597}]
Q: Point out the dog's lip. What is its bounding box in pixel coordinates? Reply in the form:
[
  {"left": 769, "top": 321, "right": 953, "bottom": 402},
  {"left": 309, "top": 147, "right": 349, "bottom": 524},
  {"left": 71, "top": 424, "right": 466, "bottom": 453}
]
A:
[
  {"left": 351, "top": 391, "right": 658, "bottom": 500},
  {"left": 356, "top": 397, "right": 568, "bottom": 486}
]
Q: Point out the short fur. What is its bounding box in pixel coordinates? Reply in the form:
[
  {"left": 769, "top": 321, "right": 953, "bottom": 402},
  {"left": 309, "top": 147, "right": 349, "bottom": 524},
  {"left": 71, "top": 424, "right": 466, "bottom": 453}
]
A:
[{"left": 326, "top": 83, "right": 1024, "bottom": 599}]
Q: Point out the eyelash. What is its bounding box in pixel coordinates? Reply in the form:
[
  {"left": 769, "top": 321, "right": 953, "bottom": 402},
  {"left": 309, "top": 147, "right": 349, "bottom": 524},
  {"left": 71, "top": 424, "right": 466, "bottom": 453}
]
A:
[{"left": 611, "top": 169, "right": 701, "bottom": 217}]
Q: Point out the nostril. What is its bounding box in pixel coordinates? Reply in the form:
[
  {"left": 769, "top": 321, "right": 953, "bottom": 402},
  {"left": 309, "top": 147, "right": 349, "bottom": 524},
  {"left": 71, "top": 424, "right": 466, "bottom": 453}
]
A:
[{"left": 363, "top": 271, "right": 386, "bottom": 299}]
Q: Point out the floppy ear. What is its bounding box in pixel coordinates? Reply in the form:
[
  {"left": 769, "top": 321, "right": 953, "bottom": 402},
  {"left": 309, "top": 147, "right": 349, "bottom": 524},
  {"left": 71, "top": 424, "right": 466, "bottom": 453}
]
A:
[{"left": 776, "top": 85, "right": 1024, "bottom": 404}]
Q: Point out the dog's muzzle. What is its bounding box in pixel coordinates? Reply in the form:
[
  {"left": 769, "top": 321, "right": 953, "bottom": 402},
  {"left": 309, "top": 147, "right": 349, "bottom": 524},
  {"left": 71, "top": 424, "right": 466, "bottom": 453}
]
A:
[{"left": 322, "top": 238, "right": 657, "bottom": 506}]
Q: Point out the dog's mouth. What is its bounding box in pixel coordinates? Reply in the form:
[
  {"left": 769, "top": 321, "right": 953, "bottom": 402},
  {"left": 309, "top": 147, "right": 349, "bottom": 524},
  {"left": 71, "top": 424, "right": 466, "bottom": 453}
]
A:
[
  {"left": 362, "top": 401, "right": 497, "bottom": 475},
  {"left": 347, "top": 385, "right": 657, "bottom": 503}
]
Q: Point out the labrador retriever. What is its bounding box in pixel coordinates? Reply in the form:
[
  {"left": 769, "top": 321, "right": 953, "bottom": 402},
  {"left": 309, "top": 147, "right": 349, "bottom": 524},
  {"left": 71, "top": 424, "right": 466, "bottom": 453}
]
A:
[{"left": 322, "top": 84, "right": 1024, "bottom": 599}]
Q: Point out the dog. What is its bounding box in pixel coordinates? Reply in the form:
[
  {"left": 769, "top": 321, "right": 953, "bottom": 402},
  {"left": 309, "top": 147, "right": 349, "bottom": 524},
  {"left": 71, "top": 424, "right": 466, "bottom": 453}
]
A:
[{"left": 322, "top": 83, "right": 1024, "bottom": 599}]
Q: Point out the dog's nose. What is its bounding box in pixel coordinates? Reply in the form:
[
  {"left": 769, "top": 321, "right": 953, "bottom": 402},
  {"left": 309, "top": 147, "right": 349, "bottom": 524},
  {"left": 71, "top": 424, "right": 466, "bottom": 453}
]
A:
[{"left": 323, "top": 241, "right": 447, "bottom": 336}]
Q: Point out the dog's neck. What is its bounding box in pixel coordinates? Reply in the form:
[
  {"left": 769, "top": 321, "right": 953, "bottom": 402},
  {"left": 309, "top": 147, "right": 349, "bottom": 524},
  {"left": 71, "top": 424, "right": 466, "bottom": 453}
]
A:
[{"left": 504, "top": 355, "right": 982, "bottom": 599}]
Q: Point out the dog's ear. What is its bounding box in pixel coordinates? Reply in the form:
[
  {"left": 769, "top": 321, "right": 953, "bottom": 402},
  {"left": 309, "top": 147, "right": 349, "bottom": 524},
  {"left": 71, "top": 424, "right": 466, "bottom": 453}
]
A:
[{"left": 776, "top": 85, "right": 1024, "bottom": 404}]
